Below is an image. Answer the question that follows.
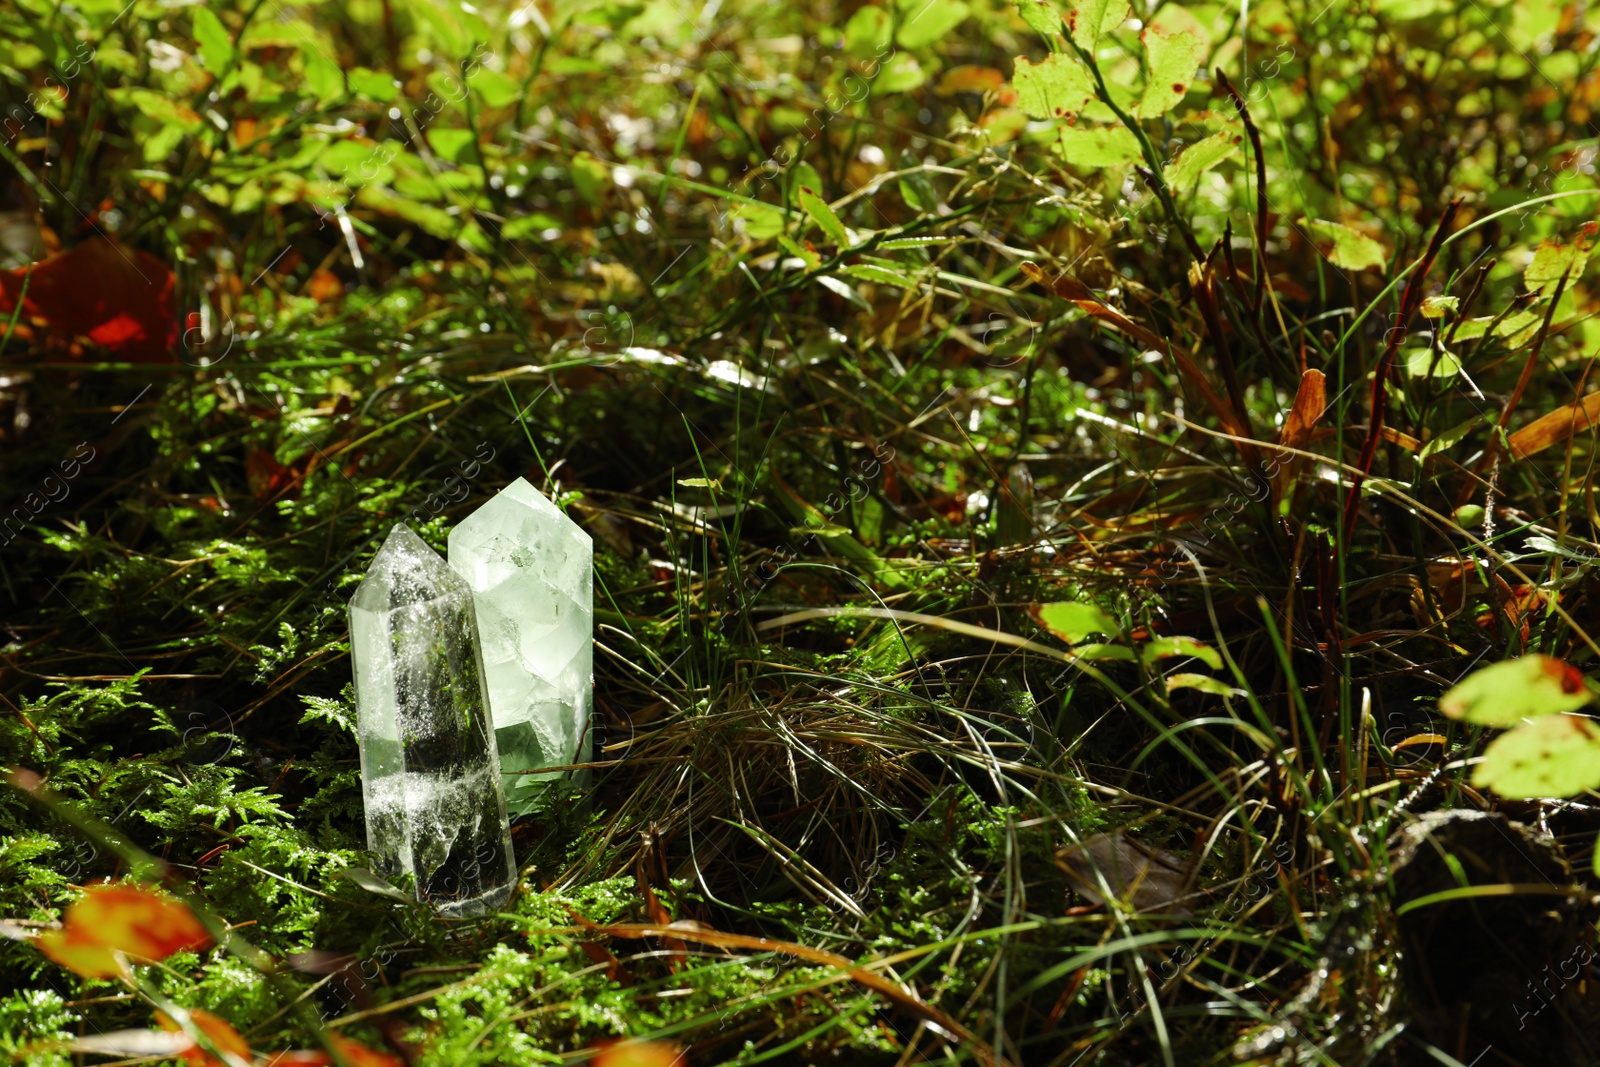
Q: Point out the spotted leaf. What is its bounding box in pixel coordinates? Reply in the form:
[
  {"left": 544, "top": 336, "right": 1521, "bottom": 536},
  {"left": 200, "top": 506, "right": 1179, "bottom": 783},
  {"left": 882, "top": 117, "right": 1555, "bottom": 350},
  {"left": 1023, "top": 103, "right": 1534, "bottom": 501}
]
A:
[
  {"left": 1472, "top": 713, "right": 1600, "bottom": 799},
  {"left": 1439, "top": 655, "right": 1592, "bottom": 727}
]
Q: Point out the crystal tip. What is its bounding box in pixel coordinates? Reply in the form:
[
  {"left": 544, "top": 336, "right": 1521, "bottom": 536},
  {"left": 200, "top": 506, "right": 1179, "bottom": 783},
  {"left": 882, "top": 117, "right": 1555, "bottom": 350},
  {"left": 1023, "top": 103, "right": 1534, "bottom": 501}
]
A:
[{"left": 352, "top": 523, "right": 468, "bottom": 611}]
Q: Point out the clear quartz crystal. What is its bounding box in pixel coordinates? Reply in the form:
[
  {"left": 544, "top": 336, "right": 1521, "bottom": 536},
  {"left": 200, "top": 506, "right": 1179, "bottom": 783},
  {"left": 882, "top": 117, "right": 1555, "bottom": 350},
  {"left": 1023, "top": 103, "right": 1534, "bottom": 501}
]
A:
[
  {"left": 448, "top": 477, "right": 593, "bottom": 816},
  {"left": 349, "top": 524, "right": 516, "bottom": 916}
]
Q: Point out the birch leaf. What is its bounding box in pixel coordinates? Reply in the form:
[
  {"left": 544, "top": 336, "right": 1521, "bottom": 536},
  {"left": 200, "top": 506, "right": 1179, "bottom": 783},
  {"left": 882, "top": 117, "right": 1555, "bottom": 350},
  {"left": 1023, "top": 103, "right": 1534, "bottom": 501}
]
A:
[
  {"left": 1013, "top": 53, "right": 1097, "bottom": 120},
  {"left": 1133, "top": 28, "right": 1201, "bottom": 117},
  {"left": 1302, "top": 218, "right": 1387, "bottom": 271},
  {"left": 1162, "top": 130, "right": 1241, "bottom": 188}
]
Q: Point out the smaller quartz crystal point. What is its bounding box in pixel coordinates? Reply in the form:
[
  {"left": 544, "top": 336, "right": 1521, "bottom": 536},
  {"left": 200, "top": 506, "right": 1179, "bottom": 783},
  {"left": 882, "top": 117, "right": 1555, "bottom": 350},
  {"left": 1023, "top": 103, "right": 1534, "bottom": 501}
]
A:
[
  {"left": 349, "top": 524, "right": 516, "bottom": 916},
  {"left": 448, "top": 477, "right": 593, "bottom": 816}
]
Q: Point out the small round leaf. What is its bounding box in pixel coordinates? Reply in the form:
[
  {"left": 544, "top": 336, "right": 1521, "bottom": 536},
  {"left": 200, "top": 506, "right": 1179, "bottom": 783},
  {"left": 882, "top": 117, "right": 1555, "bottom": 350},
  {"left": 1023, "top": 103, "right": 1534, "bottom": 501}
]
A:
[
  {"left": 1439, "top": 655, "right": 1591, "bottom": 727},
  {"left": 1472, "top": 713, "right": 1600, "bottom": 799}
]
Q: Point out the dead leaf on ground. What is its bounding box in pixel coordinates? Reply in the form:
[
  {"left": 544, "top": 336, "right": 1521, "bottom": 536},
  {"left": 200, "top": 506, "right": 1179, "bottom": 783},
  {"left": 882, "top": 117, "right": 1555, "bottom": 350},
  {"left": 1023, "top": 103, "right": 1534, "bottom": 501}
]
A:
[
  {"left": 34, "top": 882, "right": 211, "bottom": 978},
  {"left": 155, "top": 1009, "right": 251, "bottom": 1067},
  {"left": 1057, "top": 832, "right": 1197, "bottom": 914},
  {"left": 1508, "top": 389, "right": 1600, "bottom": 460},
  {"left": 0, "top": 238, "right": 177, "bottom": 362}
]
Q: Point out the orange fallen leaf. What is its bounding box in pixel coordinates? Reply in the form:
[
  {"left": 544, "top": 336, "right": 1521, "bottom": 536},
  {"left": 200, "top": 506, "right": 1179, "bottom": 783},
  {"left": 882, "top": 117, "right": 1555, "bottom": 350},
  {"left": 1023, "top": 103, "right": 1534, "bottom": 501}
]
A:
[
  {"left": 34, "top": 882, "right": 210, "bottom": 977},
  {"left": 265, "top": 1035, "right": 406, "bottom": 1067},
  {"left": 156, "top": 1009, "right": 252, "bottom": 1067},
  {"left": 34, "top": 927, "right": 124, "bottom": 979},
  {"left": 1508, "top": 388, "right": 1600, "bottom": 460},
  {"left": 307, "top": 268, "right": 344, "bottom": 303},
  {"left": 0, "top": 238, "right": 177, "bottom": 362},
  {"left": 591, "top": 1039, "right": 686, "bottom": 1067},
  {"left": 936, "top": 65, "right": 1005, "bottom": 96}
]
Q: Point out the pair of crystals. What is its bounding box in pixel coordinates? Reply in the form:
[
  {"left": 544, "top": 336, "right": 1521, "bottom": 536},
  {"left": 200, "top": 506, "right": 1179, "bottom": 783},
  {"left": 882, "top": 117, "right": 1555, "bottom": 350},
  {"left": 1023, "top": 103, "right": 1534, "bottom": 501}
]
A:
[{"left": 349, "top": 478, "right": 592, "bottom": 916}]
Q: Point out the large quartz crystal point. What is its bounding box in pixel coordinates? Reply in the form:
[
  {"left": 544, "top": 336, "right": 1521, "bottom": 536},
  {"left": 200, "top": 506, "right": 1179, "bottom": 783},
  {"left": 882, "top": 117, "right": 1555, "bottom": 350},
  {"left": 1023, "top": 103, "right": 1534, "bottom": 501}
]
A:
[
  {"left": 448, "top": 477, "right": 593, "bottom": 816},
  {"left": 349, "top": 523, "right": 516, "bottom": 916}
]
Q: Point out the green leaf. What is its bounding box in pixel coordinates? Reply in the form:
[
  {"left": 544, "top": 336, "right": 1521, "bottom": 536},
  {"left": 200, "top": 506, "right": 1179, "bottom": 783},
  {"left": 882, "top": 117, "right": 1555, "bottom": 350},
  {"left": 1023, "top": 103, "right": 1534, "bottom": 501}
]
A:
[
  {"left": 799, "top": 186, "right": 849, "bottom": 248},
  {"left": 877, "top": 236, "right": 952, "bottom": 250},
  {"left": 1439, "top": 655, "right": 1592, "bottom": 726},
  {"left": 734, "top": 201, "right": 785, "bottom": 240},
  {"left": 1142, "top": 637, "right": 1222, "bottom": 669},
  {"left": 1133, "top": 28, "right": 1201, "bottom": 117},
  {"left": 1417, "top": 413, "right": 1488, "bottom": 460},
  {"left": 470, "top": 67, "right": 523, "bottom": 109},
  {"left": 1472, "top": 713, "right": 1600, "bottom": 798},
  {"left": 1015, "top": 0, "right": 1064, "bottom": 38},
  {"left": 353, "top": 186, "right": 457, "bottom": 238},
  {"left": 427, "top": 128, "right": 477, "bottom": 164},
  {"left": 193, "top": 8, "right": 235, "bottom": 74},
  {"left": 790, "top": 523, "right": 853, "bottom": 538},
  {"left": 876, "top": 53, "right": 927, "bottom": 93},
  {"left": 1013, "top": 52, "right": 1097, "bottom": 120},
  {"left": 300, "top": 42, "right": 344, "bottom": 102},
  {"left": 349, "top": 67, "right": 399, "bottom": 101},
  {"left": 1033, "top": 601, "right": 1119, "bottom": 643},
  {"left": 1166, "top": 673, "right": 1239, "bottom": 696},
  {"left": 844, "top": 6, "right": 893, "bottom": 56},
  {"left": 1420, "top": 295, "right": 1459, "bottom": 318},
  {"left": 1068, "top": 0, "right": 1130, "bottom": 53},
  {"left": 1052, "top": 125, "right": 1142, "bottom": 166},
  {"left": 788, "top": 163, "right": 825, "bottom": 205},
  {"left": 116, "top": 89, "right": 203, "bottom": 132},
  {"left": 1302, "top": 218, "right": 1388, "bottom": 272},
  {"left": 1075, "top": 643, "right": 1137, "bottom": 661},
  {"left": 1498, "top": 309, "right": 1544, "bottom": 347},
  {"left": 842, "top": 264, "right": 917, "bottom": 288},
  {"left": 777, "top": 233, "right": 821, "bottom": 268},
  {"left": 1161, "top": 130, "right": 1240, "bottom": 188},
  {"left": 815, "top": 274, "right": 871, "bottom": 307},
  {"left": 1526, "top": 231, "right": 1594, "bottom": 297},
  {"left": 897, "top": 0, "right": 970, "bottom": 49},
  {"left": 1403, "top": 346, "right": 1461, "bottom": 380},
  {"left": 501, "top": 213, "right": 561, "bottom": 240},
  {"left": 339, "top": 867, "right": 414, "bottom": 903},
  {"left": 571, "top": 151, "right": 611, "bottom": 205},
  {"left": 319, "top": 139, "right": 391, "bottom": 184}
]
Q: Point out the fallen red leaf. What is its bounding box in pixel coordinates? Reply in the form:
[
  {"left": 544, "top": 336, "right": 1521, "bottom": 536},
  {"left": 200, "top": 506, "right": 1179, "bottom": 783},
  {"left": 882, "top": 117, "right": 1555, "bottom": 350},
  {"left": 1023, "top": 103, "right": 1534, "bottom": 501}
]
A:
[
  {"left": 0, "top": 237, "right": 177, "bottom": 362},
  {"left": 246, "top": 449, "right": 303, "bottom": 502},
  {"left": 34, "top": 882, "right": 211, "bottom": 977},
  {"left": 156, "top": 1009, "right": 252, "bottom": 1067},
  {"left": 34, "top": 926, "right": 124, "bottom": 979}
]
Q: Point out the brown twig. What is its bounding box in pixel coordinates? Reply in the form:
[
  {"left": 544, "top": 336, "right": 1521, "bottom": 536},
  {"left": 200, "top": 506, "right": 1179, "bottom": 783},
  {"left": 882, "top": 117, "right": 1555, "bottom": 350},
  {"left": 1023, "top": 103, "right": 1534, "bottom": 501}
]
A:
[
  {"left": 577, "top": 918, "right": 1010, "bottom": 1067},
  {"left": 1466, "top": 267, "right": 1573, "bottom": 499},
  {"left": 1342, "top": 198, "right": 1462, "bottom": 545},
  {"left": 1216, "top": 69, "right": 1269, "bottom": 315},
  {"left": 1190, "top": 253, "right": 1258, "bottom": 471}
]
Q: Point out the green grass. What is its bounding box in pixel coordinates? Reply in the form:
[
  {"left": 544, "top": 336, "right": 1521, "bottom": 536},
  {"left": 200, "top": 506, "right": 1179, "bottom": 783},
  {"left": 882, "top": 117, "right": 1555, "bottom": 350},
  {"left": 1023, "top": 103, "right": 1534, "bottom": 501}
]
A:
[{"left": 3, "top": 0, "right": 1600, "bottom": 1063}]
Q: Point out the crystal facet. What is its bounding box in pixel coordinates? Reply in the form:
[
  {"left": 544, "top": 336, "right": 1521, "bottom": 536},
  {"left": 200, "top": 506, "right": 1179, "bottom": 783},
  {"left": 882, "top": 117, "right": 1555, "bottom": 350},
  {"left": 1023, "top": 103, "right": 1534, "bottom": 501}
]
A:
[
  {"left": 448, "top": 478, "right": 593, "bottom": 816},
  {"left": 350, "top": 524, "right": 516, "bottom": 916}
]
